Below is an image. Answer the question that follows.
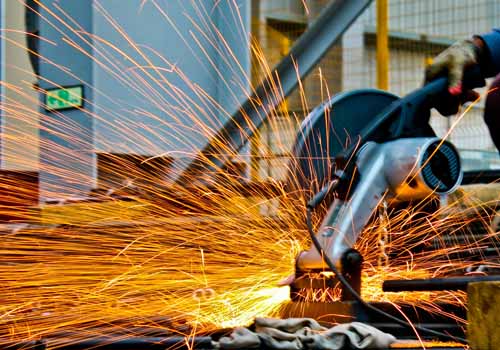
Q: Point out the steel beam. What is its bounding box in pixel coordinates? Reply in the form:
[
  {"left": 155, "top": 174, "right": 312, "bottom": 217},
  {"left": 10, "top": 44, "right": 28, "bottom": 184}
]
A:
[
  {"left": 383, "top": 275, "right": 500, "bottom": 292},
  {"left": 173, "top": 0, "right": 374, "bottom": 185}
]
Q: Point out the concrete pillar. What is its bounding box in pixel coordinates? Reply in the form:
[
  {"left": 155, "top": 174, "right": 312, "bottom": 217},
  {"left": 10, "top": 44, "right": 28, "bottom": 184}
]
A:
[
  {"left": 37, "top": 1, "right": 251, "bottom": 198},
  {"left": 1, "top": 0, "right": 39, "bottom": 171},
  {"left": 38, "top": 1, "right": 94, "bottom": 200}
]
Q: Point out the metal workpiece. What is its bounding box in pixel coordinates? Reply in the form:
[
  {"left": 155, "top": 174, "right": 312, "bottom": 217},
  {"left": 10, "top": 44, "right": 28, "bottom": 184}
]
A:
[
  {"left": 2, "top": 337, "right": 214, "bottom": 350},
  {"left": 174, "top": 0, "right": 374, "bottom": 185},
  {"left": 297, "top": 137, "right": 463, "bottom": 271},
  {"left": 383, "top": 275, "right": 500, "bottom": 292},
  {"left": 339, "top": 248, "right": 363, "bottom": 301}
]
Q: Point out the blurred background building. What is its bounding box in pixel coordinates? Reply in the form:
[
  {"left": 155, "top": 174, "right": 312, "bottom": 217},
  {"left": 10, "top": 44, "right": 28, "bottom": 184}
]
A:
[
  {"left": 0, "top": 0, "right": 499, "bottom": 203},
  {"left": 1, "top": 0, "right": 251, "bottom": 201}
]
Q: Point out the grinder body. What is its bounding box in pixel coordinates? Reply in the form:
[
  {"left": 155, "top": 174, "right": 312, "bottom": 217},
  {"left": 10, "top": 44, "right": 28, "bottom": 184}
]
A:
[
  {"left": 297, "top": 137, "right": 462, "bottom": 271},
  {"left": 288, "top": 70, "right": 484, "bottom": 280}
]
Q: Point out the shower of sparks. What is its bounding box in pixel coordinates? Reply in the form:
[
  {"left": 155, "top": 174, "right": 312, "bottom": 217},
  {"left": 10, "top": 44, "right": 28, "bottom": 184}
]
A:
[{"left": 0, "top": 0, "right": 499, "bottom": 348}]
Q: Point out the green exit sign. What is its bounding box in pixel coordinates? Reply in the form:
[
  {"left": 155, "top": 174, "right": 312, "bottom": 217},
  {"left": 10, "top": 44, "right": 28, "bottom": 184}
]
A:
[{"left": 45, "top": 86, "right": 84, "bottom": 111}]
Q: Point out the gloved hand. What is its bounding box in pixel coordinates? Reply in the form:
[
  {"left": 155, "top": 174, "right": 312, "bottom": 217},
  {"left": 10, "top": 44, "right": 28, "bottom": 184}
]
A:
[
  {"left": 425, "top": 39, "right": 478, "bottom": 94},
  {"left": 425, "top": 39, "right": 483, "bottom": 115}
]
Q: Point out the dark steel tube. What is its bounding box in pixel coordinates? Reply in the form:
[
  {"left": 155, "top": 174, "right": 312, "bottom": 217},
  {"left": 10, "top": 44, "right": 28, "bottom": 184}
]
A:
[
  {"left": 63, "top": 337, "right": 213, "bottom": 350},
  {"left": 2, "top": 340, "right": 46, "bottom": 350},
  {"left": 383, "top": 275, "right": 500, "bottom": 292}
]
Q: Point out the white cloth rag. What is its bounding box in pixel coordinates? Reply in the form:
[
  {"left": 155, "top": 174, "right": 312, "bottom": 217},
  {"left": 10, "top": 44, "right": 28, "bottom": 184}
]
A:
[{"left": 215, "top": 318, "right": 396, "bottom": 350}]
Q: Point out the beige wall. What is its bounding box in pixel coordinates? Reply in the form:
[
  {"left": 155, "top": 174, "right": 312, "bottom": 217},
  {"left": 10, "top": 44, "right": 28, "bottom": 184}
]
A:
[{"left": 2, "top": 0, "right": 39, "bottom": 170}]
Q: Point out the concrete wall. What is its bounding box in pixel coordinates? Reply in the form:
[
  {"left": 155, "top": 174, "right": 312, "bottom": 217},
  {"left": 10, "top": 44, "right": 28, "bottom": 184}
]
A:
[
  {"left": 1, "top": 0, "right": 39, "bottom": 171},
  {"left": 38, "top": 1, "right": 95, "bottom": 199},
  {"left": 36, "top": 0, "right": 250, "bottom": 199},
  {"left": 92, "top": 0, "right": 250, "bottom": 156}
]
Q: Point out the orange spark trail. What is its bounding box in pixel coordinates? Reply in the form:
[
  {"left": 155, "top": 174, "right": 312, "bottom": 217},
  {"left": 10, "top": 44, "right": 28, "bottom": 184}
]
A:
[{"left": 0, "top": 1, "right": 498, "bottom": 348}]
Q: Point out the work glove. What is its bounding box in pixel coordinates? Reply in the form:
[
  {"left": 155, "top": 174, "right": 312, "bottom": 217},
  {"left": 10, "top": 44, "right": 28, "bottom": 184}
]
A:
[
  {"left": 425, "top": 39, "right": 483, "bottom": 115},
  {"left": 426, "top": 40, "right": 478, "bottom": 94}
]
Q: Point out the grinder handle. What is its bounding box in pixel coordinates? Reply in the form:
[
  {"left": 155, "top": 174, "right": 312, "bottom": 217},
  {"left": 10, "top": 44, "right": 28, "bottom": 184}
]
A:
[
  {"left": 390, "top": 64, "right": 485, "bottom": 138},
  {"left": 415, "top": 64, "right": 485, "bottom": 108},
  {"left": 338, "top": 64, "right": 486, "bottom": 161}
]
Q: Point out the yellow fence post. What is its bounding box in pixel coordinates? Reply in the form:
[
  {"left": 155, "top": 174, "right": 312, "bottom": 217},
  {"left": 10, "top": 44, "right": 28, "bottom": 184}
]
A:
[
  {"left": 250, "top": 11, "right": 261, "bottom": 182},
  {"left": 377, "top": 0, "right": 389, "bottom": 90}
]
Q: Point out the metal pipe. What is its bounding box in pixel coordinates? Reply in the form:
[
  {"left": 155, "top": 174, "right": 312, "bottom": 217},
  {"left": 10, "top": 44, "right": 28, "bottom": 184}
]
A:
[
  {"left": 173, "top": 0, "right": 374, "bottom": 185},
  {"left": 2, "top": 337, "right": 213, "bottom": 350},
  {"left": 3, "top": 340, "right": 46, "bottom": 350},
  {"left": 383, "top": 275, "right": 500, "bottom": 292},
  {"left": 376, "top": 0, "right": 389, "bottom": 90}
]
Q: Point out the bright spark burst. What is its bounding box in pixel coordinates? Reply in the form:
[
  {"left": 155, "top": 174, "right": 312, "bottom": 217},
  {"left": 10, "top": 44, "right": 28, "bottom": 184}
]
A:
[{"left": 0, "top": 0, "right": 499, "bottom": 348}]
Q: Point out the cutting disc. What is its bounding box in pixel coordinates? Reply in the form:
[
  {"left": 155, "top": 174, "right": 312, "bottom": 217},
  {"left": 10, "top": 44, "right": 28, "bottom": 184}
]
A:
[{"left": 288, "top": 89, "right": 398, "bottom": 197}]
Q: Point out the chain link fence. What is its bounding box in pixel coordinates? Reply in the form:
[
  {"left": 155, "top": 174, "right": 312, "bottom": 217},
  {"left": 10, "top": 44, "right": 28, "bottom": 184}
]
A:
[{"left": 250, "top": 0, "right": 500, "bottom": 181}]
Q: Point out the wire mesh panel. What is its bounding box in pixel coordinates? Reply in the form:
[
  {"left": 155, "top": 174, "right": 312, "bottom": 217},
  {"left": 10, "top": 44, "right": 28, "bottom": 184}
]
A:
[{"left": 251, "top": 0, "right": 500, "bottom": 181}]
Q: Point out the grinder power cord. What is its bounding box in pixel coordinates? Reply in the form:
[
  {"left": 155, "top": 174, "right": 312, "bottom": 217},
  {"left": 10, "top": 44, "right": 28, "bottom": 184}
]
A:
[{"left": 305, "top": 177, "right": 466, "bottom": 344}]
